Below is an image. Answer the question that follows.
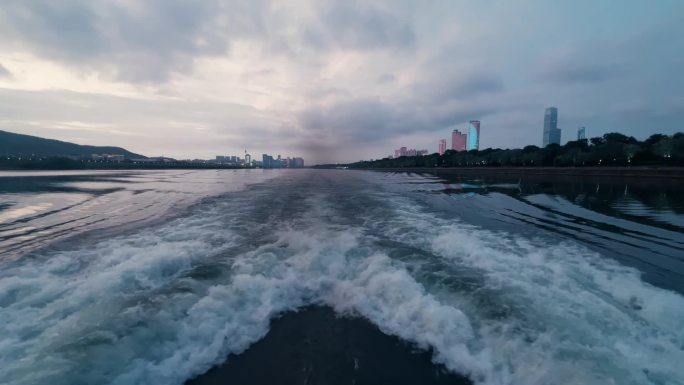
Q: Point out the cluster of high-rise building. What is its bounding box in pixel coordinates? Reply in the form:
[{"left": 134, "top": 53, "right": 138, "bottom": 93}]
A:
[
  {"left": 541, "top": 107, "right": 587, "bottom": 146},
  {"left": 393, "top": 107, "right": 589, "bottom": 159},
  {"left": 215, "top": 155, "right": 245, "bottom": 166},
  {"left": 214, "top": 151, "right": 303, "bottom": 168},
  {"left": 394, "top": 147, "right": 429, "bottom": 157},
  {"left": 438, "top": 120, "right": 481, "bottom": 154},
  {"left": 262, "top": 153, "right": 304, "bottom": 168},
  {"left": 215, "top": 153, "right": 257, "bottom": 167},
  {"left": 393, "top": 120, "right": 482, "bottom": 158}
]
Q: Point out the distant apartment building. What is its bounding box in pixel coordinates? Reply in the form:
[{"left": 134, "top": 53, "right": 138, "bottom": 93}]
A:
[
  {"left": 577, "top": 127, "right": 586, "bottom": 140},
  {"left": 451, "top": 129, "right": 467, "bottom": 151},
  {"left": 438, "top": 139, "right": 447, "bottom": 155},
  {"left": 542, "top": 107, "right": 561, "bottom": 146},
  {"left": 262, "top": 154, "right": 275, "bottom": 168},
  {"left": 91, "top": 154, "right": 125, "bottom": 162},
  {"left": 215, "top": 155, "right": 247, "bottom": 166},
  {"left": 467, "top": 120, "right": 480, "bottom": 151},
  {"left": 262, "top": 153, "right": 304, "bottom": 168},
  {"left": 395, "top": 147, "right": 428, "bottom": 157},
  {"left": 132, "top": 157, "right": 176, "bottom": 164}
]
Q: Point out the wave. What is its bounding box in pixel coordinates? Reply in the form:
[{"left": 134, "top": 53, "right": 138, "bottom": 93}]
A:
[{"left": 0, "top": 171, "right": 683, "bottom": 385}]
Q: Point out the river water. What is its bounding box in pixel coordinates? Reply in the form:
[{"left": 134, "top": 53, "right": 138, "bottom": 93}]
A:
[{"left": 0, "top": 169, "right": 682, "bottom": 385}]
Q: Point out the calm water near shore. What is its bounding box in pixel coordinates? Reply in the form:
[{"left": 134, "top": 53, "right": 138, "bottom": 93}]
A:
[{"left": 0, "top": 169, "right": 683, "bottom": 385}]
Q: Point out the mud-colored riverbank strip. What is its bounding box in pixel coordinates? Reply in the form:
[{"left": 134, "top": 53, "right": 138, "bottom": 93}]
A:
[{"left": 366, "top": 166, "right": 684, "bottom": 179}]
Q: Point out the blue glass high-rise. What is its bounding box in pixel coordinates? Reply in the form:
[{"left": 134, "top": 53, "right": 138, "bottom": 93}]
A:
[
  {"left": 543, "top": 107, "right": 561, "bottom": 146},
  {"left": 466, "top": 120, "right": 480, "bottom": 151},
  {"left": 577, "top": 127, "right": 586, "bottom": 140}
]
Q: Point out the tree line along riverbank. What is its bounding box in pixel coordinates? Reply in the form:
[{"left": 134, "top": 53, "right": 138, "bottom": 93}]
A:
[{"left": 317, "top": 132, "right": 684, "bottom": 169}]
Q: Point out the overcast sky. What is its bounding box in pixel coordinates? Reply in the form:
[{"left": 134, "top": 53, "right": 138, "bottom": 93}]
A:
[{"left": 1, "top": 0, "right": 683, "bottom": 163}]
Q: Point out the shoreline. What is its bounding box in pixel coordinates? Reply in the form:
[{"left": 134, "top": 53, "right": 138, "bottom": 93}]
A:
[
  {"left": 359, "top": 166, "right": 684, "bottom": 179},
  {"left": 2, "top": 165, "right": 683, "bottom": 178}
]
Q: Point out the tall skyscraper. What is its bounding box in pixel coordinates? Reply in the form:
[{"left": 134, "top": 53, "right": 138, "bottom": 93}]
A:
[
  {"left": 452, "top": 129, "right": 467, "bottom": 151},
  {"left": 542, "top": 107, "right": 561, "bottom": 146},
  {"left": 577, "top": 127, "right": 586, "bottom": 140},
  {"left": 438, "top": 139, "right": 447, "bottom": 155},
  {"left": 467, "top": 120, "right": 480, "bottom": 151}
]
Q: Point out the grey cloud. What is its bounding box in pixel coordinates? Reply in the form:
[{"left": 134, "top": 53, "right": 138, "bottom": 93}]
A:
[
  {"left": 300, "top": 99, "right": 399, "bottom": 140},
  {"left": 0, "top": 64, "right": 10, "bottom": 78},
  {"left": 297, "top": 61, "right": 504, "bottom": 146},
  {"left": 307, "top": 86, "right": 351, "bottom": 100},
  {"left": 299, "top": 96, "right": 495, "bottom": 143},
  {"left": 1, "top": 1, "right": 682, "bottom": 163},
  {"left": 417, "top": 72, "right": 505, "bottom": 102},
  {"left": 0, "top": 0, "right": 266, "bottom": 82},
  {"left": 303, "top": 1, "right": 414, "bottom": 51},
  {"left": 377, "top": 73, "right": 395, "bottom": 84},
  {"left": 0, "top": 0, "right": 414, "bottom": 84},
  {"left": 539, "top": 61, "right": 618, "bottom": 84},
  {"left": 0, "top": 87, "right": 270, "bottom": 156}
]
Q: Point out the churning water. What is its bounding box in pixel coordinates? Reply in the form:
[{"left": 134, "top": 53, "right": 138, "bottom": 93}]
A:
[{"left": 0, "top": 169, "right": 683, "bottom": 385}]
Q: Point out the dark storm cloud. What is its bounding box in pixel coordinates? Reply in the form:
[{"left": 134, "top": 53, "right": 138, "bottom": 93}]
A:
[
  {"left": 299, "top": 96, "right": 495, "bottom": 143},
  {"left": 0, "top": 0, "right": 264, "bottom": 82},
  {"left": 300, "top": 99, "right": 400, "bottom": 140},
  {"left": 298, "top": 68, "right": 502, "bottom": 147}
]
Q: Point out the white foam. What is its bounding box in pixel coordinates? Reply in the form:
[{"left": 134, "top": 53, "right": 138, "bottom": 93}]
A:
[
  {"left": 382, "top": 194, "right": 684, "bottom": 385},
  {"left": 0, "top": 208, "right": 241, "bottom": 385},
  {"left": 1, "top": 176, "right": 683, "bottom": 385}
]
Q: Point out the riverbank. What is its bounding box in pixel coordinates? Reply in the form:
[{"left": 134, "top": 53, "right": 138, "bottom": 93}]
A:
[{"left": 362, "top": 166, "right": 684, "bottom": 179}]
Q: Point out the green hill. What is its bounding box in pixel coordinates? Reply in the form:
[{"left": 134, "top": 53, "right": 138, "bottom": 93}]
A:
[{"left": 0, "top": 130, "right": 146, "bottom": 158}]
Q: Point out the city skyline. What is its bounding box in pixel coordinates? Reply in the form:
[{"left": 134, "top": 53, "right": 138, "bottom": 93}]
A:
[{"left": 0, "top": 1, "right": 682, "bottom": 164}]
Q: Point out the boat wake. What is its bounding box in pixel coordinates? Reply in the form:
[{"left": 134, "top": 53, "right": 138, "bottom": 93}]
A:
[{"left": 1, "top": 171, "right": 682, "bottom": 385}]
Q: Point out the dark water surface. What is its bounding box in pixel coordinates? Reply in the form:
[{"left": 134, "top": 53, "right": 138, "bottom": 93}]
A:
[
  {"left": 0, "top": 169, "right": 682, "bottom": 385},
  {"left": 187, "top": 306, "right": 471, "bottom": 385}
]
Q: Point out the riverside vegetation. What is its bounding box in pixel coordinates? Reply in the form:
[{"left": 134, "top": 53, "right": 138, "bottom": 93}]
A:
[{"left": 323, "top": 132, "right": 684, "bottom": 169}]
